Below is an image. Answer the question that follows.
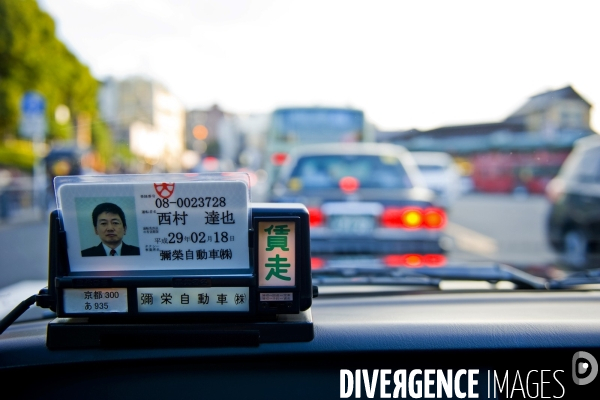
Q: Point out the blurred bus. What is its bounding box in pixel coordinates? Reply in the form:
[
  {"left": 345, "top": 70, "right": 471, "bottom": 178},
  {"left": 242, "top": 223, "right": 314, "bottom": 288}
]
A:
[{"left": 264, "top": 107, "right": 375, "bottom": 186}]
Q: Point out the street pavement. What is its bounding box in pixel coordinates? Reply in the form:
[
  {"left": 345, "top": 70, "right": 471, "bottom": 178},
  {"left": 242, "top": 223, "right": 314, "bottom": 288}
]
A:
[
  {"left": 0, "top": 193, "right": 559, "bottom": 290},
  {"left": 445, "top": 193, "right": 557, "bottom": 267},
  {"left": 0, "top": 219, "right": 49, "bottom": 289}
]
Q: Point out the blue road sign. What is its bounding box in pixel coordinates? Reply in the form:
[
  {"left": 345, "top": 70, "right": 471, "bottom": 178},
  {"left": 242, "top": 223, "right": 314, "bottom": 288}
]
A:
[
  {"left": 19, "top": 92, "right": 46, "bottom": 139},
  {"left": 21, "top": 91, "right": 46, "bottom": 115}
]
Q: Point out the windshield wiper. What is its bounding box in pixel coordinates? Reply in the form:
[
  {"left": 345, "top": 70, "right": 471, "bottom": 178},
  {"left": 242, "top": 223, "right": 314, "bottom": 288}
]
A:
[
  {"left": 312, "top": 263, "right": 549, "bottom": 290},
  {"left": 313, "top": 275, "right": 442, "bottom": 287},
  {"left": 549, "top": 268, "right": 600, "bottom": 289}
]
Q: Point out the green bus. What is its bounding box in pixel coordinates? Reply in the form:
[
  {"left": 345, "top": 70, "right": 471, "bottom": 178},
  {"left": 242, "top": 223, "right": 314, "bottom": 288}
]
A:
[{"left": 264, "top": 107, "right": 375, "bottom": 187}]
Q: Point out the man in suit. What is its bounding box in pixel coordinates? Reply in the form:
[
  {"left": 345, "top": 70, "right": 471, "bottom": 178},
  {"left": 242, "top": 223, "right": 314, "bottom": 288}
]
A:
[{"left": 81, "top": 202, "right": 140, "bottom": 257}]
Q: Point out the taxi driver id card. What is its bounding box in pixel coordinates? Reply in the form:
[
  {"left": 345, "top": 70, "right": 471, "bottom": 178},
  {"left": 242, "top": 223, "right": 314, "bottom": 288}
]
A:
[{"left": 57, "top": 179, "right": 250, "bottom": 272}]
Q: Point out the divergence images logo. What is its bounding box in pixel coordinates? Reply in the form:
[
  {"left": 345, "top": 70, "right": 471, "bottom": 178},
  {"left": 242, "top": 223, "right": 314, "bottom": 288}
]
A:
[
  {"left": 154, "top": 183, "right": 175, "bottom": 199},
  {"left": 572, "top": 351, "right": 598, "bottom": 385}
]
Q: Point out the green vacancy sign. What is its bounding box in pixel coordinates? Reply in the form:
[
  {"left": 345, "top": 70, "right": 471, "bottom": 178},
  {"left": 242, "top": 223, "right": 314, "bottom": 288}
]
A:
[{"left": 258, "top": 221, "right": 296, "bottom": 287}]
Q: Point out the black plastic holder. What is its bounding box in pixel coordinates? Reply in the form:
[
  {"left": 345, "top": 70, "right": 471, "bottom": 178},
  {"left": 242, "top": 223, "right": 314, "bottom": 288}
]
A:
[{"left": 46, "top": 309, "right": 313, "bottom": 349}]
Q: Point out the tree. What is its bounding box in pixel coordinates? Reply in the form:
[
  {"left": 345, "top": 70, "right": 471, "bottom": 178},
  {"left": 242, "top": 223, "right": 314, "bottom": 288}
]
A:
[{"left": 0, "top": 0, "right": 110, "bottom": 169}]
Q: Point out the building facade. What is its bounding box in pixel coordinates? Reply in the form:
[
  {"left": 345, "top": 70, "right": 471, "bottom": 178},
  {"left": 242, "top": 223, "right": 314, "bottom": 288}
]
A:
[
  {"left": 99, "top": 77, "right": 186, "bottom": 172},
  {"left": 384, "top": 86, "right": 596, "bottom": 193}
]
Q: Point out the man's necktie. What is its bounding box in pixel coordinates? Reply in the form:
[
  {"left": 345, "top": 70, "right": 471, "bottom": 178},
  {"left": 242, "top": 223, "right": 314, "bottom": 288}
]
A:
[{"left": 110, "top": 249, "right": 116, "bottom": 256}]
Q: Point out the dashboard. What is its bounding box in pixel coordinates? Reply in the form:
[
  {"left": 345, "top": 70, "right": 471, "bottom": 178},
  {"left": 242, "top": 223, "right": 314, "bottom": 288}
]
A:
[{"left": 2, "top": 289, "right": 600, "bottom": 399}]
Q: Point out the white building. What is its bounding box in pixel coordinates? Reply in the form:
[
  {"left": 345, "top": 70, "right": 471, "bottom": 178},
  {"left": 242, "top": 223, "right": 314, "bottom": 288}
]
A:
[{"left": 99, "top": 77, "right": 186, "bottom": 171}]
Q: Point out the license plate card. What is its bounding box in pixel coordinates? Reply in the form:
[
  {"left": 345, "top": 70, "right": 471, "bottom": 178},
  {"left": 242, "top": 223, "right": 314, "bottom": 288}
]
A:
[
  {"left": 58, "top": 180, "right": 250, "bottom": 272},
  {"left": 328, "top": 215, "right": 375, "bottom": 235}
]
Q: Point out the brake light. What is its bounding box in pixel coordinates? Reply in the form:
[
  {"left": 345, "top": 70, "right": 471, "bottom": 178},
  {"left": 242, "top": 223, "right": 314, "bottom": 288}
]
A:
[
  {"left": 307, "top": 207, "right": 324, "bottom": 227},
  {"left": 202, "top": 156, "right": 219, "bottom": 171},
  {"left": 383, "top": 254, "right": 445, "bottom": 268},
  {"left": 339, "top": 176, "right": 360, "bottom": 193},
  {"left": 311, "top": 257, "right": 325, "bottom": 270},
  {"left": 422, "top": 254, "right": 446, "bottom": 267},
  {"left": 402, "top": 209, "right": 423, "bottom": 228},
  {"left": 423, "top": 208, "right": 446, "bottom": 229},
  {"left": 404, "top": 254, "right": 423, "bottom": 267},
  {"left": 381, "top": 207, "right": 423, "bottom": 229},
  {"left": 381, "top": 207, "right": 446, "bottom": 229},
  {"left": 380, "top": 208, "right": 404, "bottom": 228},
  {"left": 382, "top": 255, "right": 403, "bottom": 267},
  {"left": 383, "top": 254, "right": 423, "bottom": 268},
  {"left": 270, "top": 152, "right": 288, "bottom": 166}
]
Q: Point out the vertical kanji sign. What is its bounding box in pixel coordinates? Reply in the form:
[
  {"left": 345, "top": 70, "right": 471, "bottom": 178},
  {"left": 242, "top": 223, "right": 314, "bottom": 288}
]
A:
[{"left": 258, "top": 221, "right": 296, "bottom": 287}]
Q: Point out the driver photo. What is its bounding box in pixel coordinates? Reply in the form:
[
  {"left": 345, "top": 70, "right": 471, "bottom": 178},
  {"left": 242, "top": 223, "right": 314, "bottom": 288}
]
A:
[{"left": 81, "top": 202, "right": 140, "bottom": 257}]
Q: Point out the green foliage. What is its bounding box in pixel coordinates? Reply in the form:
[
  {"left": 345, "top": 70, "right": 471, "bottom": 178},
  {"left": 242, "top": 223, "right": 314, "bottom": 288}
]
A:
[
  {"left": 91, "top": 119, "right": 114, "bottom": 167},
  {"left": 0, "top": 140, "right": 34, "bottom": 170},
  {"left": 114, "top": 142, "right": 136, "bottom": 164},
  {"left": 0, "top": 0, "right": 100, "bottom": 144},
  {"left": 51, "top": 120, "right": 74, "bottom": 141}
]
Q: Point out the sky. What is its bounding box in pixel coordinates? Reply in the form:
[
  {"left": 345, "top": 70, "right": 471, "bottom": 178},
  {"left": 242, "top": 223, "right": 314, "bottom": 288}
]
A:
[{"left": 38, "top": 0, "right": 600, "bottom": 131}]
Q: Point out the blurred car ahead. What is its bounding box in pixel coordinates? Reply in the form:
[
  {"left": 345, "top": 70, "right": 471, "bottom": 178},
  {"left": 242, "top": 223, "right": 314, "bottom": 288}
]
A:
[
  {"left": 411, "top": 151, "right": 462, "bottom": 208},
  {"left": 546, "top": 134, "right": 600, "bottom": 268},
  {"left": 270, "top": 143, "right": 446, "bottom": 267}
]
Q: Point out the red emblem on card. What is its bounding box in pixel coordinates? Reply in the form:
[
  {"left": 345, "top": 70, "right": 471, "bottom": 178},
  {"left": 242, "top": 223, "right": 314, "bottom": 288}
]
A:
[{"left": 154, "top": 183, "right": 175, "bottom": 199}]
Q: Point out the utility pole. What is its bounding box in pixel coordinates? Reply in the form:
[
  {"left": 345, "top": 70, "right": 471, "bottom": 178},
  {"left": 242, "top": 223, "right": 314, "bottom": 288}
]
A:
[{"left": 19, "top": 91, "right": 47, "bottom": 218}]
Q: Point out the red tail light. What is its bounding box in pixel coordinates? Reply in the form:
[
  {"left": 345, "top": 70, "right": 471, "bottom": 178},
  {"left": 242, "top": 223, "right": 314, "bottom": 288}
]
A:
[
  {"left": 383, "top": 254, "right": 445, "bottom": 268},
  {"left": 382, "top": 254, "right": 405, "bottom": 267},
  {"left": 383, "top": 254, "right": 423, "bottom": 268},
  {"left": 404, "top": 254, "right": 423, "bottom": 267},
  {"left": 381, "top": 207, "right": 446, "bottom": 229},
  {"left": 380, "top": 208, "right": 404, "bottom": 228},
  {"left": 307, "top": 207, "right": 324, "bottom": 227},
  {"left": 270, "top": 152, "right": 288, "bottom": 166},
  {"left": 423, "top": 208, "right": 446, "bottom": 229},
  {"left": 202, "top": 156, "right": 219, "bottom": 171},
  {"left": 311, "top": 257, "right": 325, "bottom": 270},
  {"left": 381, "top": 207, "right": 423, "bottom": 229},
  {"left": 422, "top": 254, "right": 446, "bottom": 267},
  {"left": 339, "top": 176, "right": 360, "bottom": 193}
]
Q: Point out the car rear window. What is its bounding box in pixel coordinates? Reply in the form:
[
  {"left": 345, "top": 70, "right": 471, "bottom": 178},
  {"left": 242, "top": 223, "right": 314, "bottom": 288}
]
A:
[
  {"left": 288, "top": 155, "right": 413, "bottom": 189},
  {"left": 416, "top": 164, "right": 446, "bottom": 172}
]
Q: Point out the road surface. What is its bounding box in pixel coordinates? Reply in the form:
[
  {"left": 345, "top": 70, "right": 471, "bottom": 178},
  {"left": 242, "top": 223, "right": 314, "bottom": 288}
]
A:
[{"left": 445, "top": 193, "right": 557, "bottom": 267}]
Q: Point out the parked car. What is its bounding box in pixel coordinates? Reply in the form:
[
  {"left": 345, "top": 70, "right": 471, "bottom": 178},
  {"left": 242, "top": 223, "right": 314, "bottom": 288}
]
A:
[
  {"left": 546, "top": 134, "right": 600, "bottom": 268},
  {"left": 411, "top": 151, "right": 463, "bottom": 208},
  {"left": 270, "top": 143, "right": 446, "bottom": 268}
]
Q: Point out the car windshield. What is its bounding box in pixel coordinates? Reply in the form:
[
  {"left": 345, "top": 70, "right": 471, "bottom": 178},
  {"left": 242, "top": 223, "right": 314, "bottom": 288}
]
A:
[
  {"left": 272, "top": 109, "right": 365, "bottom": 143},
  {"left": 1, "top": 1, "right": 600, "bottom": 323},
  {"left": 287, "top": 155, "right": 413, "bottom": 189}
]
